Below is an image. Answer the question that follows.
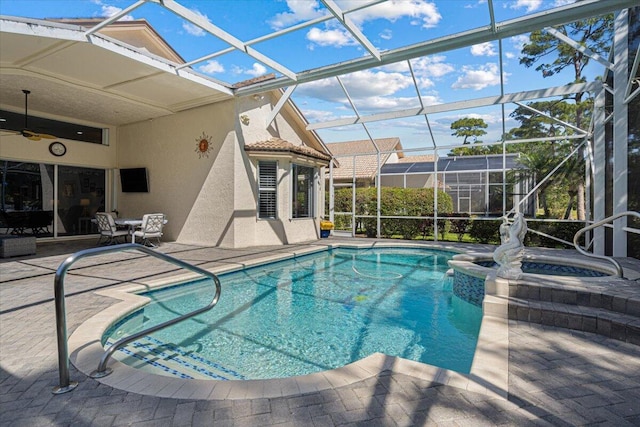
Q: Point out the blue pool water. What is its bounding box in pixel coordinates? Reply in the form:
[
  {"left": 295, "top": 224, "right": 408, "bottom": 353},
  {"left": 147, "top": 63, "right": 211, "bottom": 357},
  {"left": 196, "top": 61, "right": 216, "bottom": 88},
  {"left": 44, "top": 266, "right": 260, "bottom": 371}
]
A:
[{"left": 104, "top": 247, "right": 482, "bottom": 380}]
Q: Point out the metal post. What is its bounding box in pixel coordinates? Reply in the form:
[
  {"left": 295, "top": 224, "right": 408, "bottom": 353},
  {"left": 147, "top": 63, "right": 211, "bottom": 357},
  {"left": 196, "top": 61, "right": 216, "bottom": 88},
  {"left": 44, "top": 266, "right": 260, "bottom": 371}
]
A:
[
  {"left": 612, "top": 9, "right": 628, "bottom": 257},
  {"left": 593, "top": 86, "right": 606, "bottom": 255},
  {"left": 53, "top": 258, "right": 78, "bottom": 394}
]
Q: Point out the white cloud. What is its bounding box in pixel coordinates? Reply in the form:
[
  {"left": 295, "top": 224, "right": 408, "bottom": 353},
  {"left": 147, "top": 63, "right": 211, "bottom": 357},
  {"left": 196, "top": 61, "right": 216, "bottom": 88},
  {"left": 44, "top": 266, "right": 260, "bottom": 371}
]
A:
[
  {"left": 249, "top": 63, "right": 268, "bottom": 76},
  {"left": 232, "top": 63, "right": 268, "bottom": 77},
  {"left": 299, "top": 108, "right": 342, "bottom": 123},
  {"left": 510, "top": 0, "right": 542, "bottom": 13},
  {"left": 381, "top": 62, "right": 410, "bottom": 73},
  {"left": 299, "top": 0, "right": 441, "bottom": 49},
  {"left": 553, "top": 0, "right": 575, "bottom": 6},
  {"left": 471, "top": 42, "right": 497, "bottom": 57},
  {"left": 306, "top": 27, "right": 356, "bottom": 47},
  {"left": 464, "top": 0, "right": 487, "bottom": 9},
  {"left": 198, "top": 60, "right": 225, "bottom": 74},
  {"left": 268, "top": 0, "right": 326, "bottom": 30},
  {"left": 410, "top": 56, "right": 455, "bottom": 78},
  {"left": 379, "top": 57, "right": 454, "bottom": 90},
  {"left": 296, "top": 69, "right": 413, "bottom": 104},
  {"left": 510, "top": 34, "right": 530, "bottom": 51},
  {"left": 379, "top": 29, "right": 393, "bottom": 40},
  {"left": 93, "top": 1, "right": 134, "bottom": 20},
  {"left": 347, "top": 0, "right": 442, "bottom": 29},
  {"left": 181, "top": 10, "right": 210, "bottom": 37},
  {"left": 505, "top": 52, "right": 516, "bottom": 59},
  {"left": 452, "top": 63, "right": 505, "bottom": 90}
]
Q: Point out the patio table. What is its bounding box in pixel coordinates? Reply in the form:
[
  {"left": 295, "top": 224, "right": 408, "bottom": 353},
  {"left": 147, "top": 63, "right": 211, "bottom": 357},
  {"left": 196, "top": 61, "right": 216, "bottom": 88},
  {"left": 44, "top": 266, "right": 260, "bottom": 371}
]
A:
[
  {"left": 114, "top": 218, "right": 167, "bottom": 243},
  {"left": 114, "top": 218, "right": 141, "bottom": 243}
]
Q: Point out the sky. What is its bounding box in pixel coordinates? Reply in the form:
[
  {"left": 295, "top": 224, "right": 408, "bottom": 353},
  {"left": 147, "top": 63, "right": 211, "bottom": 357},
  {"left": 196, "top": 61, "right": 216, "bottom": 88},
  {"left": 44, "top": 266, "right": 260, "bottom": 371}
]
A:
[{"left": 0, "top": 0, "right": 609, "bottom": 153}]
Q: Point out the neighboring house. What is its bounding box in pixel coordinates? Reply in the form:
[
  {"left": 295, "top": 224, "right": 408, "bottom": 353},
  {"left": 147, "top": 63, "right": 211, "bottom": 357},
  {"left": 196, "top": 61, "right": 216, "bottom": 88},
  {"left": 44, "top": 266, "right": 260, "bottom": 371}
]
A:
[
  {"left": 0, "top": 18, "right": 331, "bottom": 247},
  {"left": 325, "top": 138, "right": 404, "bottom": 187},
  {"left": 381, "top": 153, "right": 531, "bottom": 216}
]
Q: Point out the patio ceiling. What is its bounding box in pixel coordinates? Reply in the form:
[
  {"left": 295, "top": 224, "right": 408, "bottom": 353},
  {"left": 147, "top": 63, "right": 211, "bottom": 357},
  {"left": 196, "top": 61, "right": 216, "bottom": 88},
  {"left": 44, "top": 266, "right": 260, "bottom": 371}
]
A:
[
  {"left": 0, "top": 0, "right": 636, "bottom": 129},
  {"left": 0, "top": 18, "right": 234, "bottom": 127}
]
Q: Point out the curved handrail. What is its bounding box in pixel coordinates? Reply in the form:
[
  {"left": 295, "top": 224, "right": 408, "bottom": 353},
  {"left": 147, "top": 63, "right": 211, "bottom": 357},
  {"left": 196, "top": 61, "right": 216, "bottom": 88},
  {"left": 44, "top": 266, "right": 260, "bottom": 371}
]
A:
[
  {"left": 53, "top": 243, "right": 221, "bottom": 394},
  {"left": 573, "top": 211, "right": 640, "bottom": 278}
]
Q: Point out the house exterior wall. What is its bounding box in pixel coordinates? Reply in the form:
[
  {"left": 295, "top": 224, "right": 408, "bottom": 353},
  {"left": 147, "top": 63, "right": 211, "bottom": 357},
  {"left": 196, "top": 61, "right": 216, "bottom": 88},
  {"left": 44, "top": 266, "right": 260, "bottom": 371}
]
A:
[{"left": 116, "top": 93, "right": 323, "bottom": 248}]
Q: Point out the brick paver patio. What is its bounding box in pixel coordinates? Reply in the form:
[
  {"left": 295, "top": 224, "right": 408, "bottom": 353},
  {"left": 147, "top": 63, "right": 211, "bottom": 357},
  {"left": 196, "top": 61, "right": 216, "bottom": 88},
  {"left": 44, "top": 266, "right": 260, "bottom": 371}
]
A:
[{"left": 1, "top": 239, "right": 639, "bottom": 426}]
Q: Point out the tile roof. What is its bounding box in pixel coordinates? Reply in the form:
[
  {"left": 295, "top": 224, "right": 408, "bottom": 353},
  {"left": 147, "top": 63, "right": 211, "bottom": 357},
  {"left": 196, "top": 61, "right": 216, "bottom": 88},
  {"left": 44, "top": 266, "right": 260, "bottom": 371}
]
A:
[
  {"left": 325, "top": 138, "right": 403, "bottom": 180},
  {"left": 244, "top": 137, "right": 331, "bottom": 162},
  {"left": 398, "top": 154, "right": 435, "bottom": 163},
  {"left": 233, "top": 73, "right": 277, "bottom": 88}
]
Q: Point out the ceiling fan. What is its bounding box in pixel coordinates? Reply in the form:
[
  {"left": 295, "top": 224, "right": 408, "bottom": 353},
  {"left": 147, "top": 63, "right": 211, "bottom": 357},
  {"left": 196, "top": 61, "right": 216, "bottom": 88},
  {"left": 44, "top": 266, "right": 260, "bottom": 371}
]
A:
[{"left": 17, "top": 90, "right": 58, "bottom": 141}]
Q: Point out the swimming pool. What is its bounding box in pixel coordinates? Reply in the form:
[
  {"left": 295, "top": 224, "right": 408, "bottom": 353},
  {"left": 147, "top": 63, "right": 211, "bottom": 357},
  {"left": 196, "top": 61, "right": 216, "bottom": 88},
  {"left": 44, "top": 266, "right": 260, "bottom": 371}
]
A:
[{"left": 103, "top": 247, "right": 482, "bottom": 380}]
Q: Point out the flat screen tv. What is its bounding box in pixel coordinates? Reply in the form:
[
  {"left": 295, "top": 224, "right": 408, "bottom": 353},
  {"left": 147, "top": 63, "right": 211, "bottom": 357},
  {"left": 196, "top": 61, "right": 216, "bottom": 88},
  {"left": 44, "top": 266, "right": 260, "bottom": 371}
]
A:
[{"left": 120, "top": 168, "right": 149, "bottom": 193}]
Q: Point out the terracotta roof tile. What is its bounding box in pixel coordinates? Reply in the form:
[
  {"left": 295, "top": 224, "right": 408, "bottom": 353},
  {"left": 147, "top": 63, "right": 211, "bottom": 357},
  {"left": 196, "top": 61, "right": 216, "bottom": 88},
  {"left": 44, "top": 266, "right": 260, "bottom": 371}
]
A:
[
  {"left": 245, "top": 137, "right": 331, "bottom": 162},
  {"left": 398, "top": 155, "right": 435, "bottom": 163},
  {"left": 325, "top": 138, "right": 403, "bottom": 180},
  {"left": 233, "top": 74, "right": 276, "bottom": 88}
]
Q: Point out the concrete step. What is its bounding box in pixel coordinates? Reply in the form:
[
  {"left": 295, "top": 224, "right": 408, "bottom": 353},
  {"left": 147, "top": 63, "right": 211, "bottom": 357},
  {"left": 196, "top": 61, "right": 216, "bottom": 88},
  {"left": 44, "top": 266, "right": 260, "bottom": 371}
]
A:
[
  {"left": 507, "top": 297, "right": 640, "bottom": 345},
  {"left": 508, "top": 280, "right": 640, "bottom": 318}
]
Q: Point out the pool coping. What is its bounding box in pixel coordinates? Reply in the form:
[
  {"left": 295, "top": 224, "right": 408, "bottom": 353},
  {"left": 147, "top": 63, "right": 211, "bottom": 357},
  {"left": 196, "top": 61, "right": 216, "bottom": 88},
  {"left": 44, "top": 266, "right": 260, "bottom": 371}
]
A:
[{"left": 68, "top": 242, "right": 510, "bottom": 400}]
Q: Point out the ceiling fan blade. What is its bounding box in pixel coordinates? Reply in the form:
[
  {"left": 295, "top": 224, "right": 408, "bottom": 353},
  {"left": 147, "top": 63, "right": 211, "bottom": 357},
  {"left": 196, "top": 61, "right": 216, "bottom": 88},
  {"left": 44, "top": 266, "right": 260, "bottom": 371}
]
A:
[
  {"left": 39, "top": 133, "right": 57, "bottom": 139},
  {"left": 22, "top": 130, "right": 45, "bottom": 141}
]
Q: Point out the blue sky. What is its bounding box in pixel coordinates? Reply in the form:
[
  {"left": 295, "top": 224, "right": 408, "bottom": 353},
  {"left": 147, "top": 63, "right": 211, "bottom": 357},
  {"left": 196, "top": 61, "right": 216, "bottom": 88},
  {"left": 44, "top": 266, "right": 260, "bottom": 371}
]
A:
[{"left": 1, "top": 0, "right": 607, "bottom": 152}]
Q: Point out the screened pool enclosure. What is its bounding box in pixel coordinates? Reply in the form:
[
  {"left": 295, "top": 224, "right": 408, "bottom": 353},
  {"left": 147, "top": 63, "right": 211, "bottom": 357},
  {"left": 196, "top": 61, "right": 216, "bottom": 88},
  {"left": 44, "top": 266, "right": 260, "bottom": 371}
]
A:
[{"left": 1, "top": 0, "right": 638, "bottom": 258}]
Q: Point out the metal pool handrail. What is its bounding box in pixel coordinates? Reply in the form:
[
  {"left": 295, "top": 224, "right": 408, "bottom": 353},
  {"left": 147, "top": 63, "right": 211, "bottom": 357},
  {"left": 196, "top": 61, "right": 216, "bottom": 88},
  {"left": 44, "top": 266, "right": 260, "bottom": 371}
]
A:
[
  {"left": 573, "top": 211, "right": 640, "bottom": 278},
  {"left": 53, "top": 243, "right": 221, "bottom": 394}
]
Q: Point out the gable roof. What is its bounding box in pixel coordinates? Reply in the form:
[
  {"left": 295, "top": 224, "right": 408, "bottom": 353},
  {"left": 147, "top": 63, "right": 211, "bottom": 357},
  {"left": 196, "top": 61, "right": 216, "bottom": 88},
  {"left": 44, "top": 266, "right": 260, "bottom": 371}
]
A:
[
  {"left": 245, "top": 138, "right": 331, "bottom": 163},
  {"left": 50, "top": 19, "right": 185, "bottom": 63},
  {"left": 325, "top": 138, "right": 403, "bottom": 180}
]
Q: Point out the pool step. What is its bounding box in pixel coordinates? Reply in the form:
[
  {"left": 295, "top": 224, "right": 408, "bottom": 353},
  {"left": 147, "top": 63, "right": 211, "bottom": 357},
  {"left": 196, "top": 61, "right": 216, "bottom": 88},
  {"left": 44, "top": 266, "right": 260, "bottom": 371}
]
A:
[
  {"left": 501, "top": 275, "right": 640, "bottom": 345},
  {"left": 507, "top": 297, "right": 640, "bottom": 345},
  {"left": 508, "top": 280, "right": 640, "bottom": 317},
  {"left": 108, "top": 336, "right": 246, "bottom": 381}
]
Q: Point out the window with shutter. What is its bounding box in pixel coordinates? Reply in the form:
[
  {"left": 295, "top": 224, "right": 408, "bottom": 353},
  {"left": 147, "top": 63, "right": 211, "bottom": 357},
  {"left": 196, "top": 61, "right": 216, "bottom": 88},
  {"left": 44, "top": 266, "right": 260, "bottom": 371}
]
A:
[{"left": 258, "top": 161, "right": 277, "bottom": 219}]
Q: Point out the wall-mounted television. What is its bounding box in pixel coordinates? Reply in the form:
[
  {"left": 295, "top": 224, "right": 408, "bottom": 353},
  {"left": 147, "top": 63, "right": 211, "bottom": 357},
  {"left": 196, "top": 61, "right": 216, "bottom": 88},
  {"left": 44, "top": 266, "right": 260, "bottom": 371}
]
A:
[{"left": 119, "top": 168, "right": 149, "bottom": 193}]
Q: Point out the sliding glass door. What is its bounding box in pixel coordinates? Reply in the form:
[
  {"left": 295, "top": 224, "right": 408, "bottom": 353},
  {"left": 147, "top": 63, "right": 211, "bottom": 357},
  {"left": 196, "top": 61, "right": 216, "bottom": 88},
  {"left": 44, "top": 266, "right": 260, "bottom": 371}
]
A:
[{"left": 1, "top": 160, "right": 105, "bottom": 238}]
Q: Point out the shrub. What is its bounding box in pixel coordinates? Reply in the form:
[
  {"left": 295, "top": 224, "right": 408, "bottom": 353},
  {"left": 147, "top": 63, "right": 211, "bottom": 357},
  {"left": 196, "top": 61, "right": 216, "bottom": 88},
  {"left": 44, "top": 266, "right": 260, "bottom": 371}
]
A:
[
  {"left": 469, "top": 218, "right": 502, "bottom": 244},
  {"left": 357, "top": 187, "right": 453, "bottom": 239},
  {"left": 448, "top": 213, "right": 471, "bottom": 242},
  {"left": 524, "top": 221, "right": 586, "bottom": 248}
]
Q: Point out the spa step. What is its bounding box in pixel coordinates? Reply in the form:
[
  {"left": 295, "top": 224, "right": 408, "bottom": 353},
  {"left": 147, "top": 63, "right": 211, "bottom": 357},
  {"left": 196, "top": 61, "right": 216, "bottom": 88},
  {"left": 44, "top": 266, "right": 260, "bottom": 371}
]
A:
[
  {"left": 508, "top": 280, "right": 640, "bottom": 318},
  {"left": 507, "top": 297, "right": 640, "bottom": 345}
]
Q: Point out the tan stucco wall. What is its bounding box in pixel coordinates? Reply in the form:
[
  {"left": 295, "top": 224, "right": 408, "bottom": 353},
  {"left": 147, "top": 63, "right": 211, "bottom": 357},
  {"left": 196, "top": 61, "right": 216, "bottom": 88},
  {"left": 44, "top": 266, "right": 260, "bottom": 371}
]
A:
[
  {"left": 1, "top": 94, "right": 324, "bottom": 248},
  {"left": 115, "top": 93, "right": 324, "bottom": 248}
]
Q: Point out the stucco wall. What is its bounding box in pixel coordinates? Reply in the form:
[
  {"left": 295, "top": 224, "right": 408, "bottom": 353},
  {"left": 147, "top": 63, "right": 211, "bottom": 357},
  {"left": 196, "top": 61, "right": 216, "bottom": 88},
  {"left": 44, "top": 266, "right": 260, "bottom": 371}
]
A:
[{"left": 116, "top": 93, "right": 324, "bottom": 248}]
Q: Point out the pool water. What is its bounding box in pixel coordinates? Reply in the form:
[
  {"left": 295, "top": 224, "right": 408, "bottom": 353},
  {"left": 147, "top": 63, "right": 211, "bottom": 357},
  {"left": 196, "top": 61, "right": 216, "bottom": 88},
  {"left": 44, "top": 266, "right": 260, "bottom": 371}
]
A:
[{"left": 104, "top": 248, "right": 483, "bottom": 380}]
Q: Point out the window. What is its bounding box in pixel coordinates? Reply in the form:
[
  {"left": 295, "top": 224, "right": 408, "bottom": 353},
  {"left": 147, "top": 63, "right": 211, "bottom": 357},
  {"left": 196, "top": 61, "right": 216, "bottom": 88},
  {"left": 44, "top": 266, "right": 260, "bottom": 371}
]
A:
[
  {"left": 292, "top": 164, "right": 314, "bottom": 218},
  {"left": 0, "top": 110, "right": 105, "bottom": 144},
  {"left": 258, "top": 161, "right": 277, "bottom": 219}
]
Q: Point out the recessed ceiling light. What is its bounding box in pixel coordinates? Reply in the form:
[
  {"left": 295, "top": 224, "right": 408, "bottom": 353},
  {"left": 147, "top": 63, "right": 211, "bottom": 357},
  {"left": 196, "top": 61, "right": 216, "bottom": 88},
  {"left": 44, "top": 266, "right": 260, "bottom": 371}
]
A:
[
  {"left": 76, "top": 131, "right": 83, "bottom": 135},
  {"left": 0, "top": 118, "right": 6, "bottom": 122}
]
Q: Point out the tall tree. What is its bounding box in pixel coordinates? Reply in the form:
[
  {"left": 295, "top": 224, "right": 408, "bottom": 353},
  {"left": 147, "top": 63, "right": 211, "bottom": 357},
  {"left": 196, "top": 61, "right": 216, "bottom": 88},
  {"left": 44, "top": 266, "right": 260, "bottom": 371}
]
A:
[
  {"left": 507, "top": 101, "right": 583, "bottom": 218},
  {"left": 519, "top": 14, "right": 613, "bottom": 220},
  {"left": 448, "top": 117, "right": 493, "bottom": 156}
]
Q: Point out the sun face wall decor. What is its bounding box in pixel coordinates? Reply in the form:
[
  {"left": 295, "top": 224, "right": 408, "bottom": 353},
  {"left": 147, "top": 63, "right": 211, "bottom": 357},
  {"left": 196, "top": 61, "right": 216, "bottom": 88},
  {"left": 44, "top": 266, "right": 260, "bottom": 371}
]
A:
[{"left": 195, "top": 132, "right": 213, "bottom": 158}]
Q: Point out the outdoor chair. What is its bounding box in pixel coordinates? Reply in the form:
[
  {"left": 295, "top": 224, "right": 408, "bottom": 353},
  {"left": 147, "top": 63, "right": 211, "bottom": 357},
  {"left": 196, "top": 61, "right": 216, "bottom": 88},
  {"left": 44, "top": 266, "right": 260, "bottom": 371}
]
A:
[
  {"left": 95, "top": 212, "right": 130, "bottom": 245},
  {"left": 132, "top": 213, "right": 165, "bottom": 247}
]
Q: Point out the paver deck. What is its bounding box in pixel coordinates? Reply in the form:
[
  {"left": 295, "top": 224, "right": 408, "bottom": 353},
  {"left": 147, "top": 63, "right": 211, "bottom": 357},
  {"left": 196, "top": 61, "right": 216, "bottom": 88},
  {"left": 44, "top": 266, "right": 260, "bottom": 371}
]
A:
[{"left": 1, "top": 238, "right": 639, "bottom": 426}]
